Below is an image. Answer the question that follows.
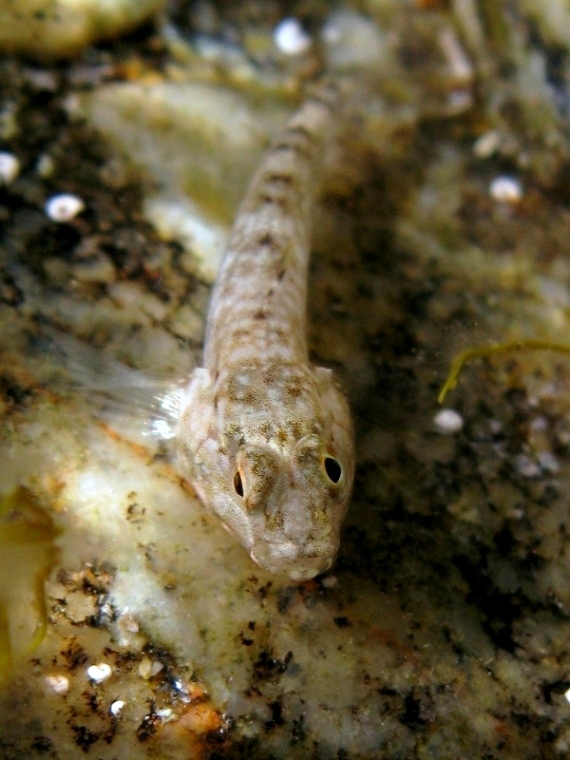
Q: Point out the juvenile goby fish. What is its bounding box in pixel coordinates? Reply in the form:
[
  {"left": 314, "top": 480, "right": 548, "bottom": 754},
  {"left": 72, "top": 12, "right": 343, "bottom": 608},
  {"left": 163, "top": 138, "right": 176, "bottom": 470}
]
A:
[{"left": 177, "top": 85, "right": 355, "bottom": 581}]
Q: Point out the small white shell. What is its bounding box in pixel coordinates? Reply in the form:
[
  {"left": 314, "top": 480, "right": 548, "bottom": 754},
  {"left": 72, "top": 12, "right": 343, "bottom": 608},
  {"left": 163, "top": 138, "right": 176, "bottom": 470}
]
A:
[
  {"left": 87, "top": 662, "right": 112, "bottom": 683},
  {"left": 110, "top": 700, "right": 125, "bottom": 716},
  {"left": 274, "top": 18, "right": 311, "bottom": 56},
  {"left": 489, "top": 176, "right": 522, "bottom": 204},
  {"left": 434, "top": 408, "right": 464, "bottom": 434},
  {"left": 44, "top": 674, "right": 70, "bottom": 694},
  {"left": 45, "top": 193, "right": 85, "bottom": 222}
]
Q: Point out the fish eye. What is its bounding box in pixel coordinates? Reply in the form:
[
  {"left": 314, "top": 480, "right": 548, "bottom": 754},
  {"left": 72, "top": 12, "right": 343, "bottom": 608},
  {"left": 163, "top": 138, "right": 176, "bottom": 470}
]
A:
[
  {"left": 233, "top": 470, "right": 244, "bottom": 497},
  {"left": 323, "top": 456, "right": 342, "bottom": 484}
]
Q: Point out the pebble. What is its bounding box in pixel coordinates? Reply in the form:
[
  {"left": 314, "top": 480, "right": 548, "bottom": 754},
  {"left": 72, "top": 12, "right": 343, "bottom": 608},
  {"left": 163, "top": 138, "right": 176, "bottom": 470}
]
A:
[
  {"left": 170, "top": 304, "right": 204, "bottom": 341},
  {"left": 473, "top": 130, "right": 501, "bottom": 158},
  {"left": 538, "top": 450, "right": 559, "bottom": 474},
  {"left": 0, "top": 0, "right": 168, "bottom": 61},
  {"left": 36, "top": 154, "right": 55, "bottom": 178},
  {"left": 0, "top": 151, "right": 20, "bottom": 184},
  {"left": 515, "top": 454, "right": 541, "bottom": 478},
  {"left": 438, "top": 27, "right": 473, "bottom": 85},
  {"left": 72, "top": 254, "right": 116, "bottom": 284},
  {"left": 138, "top": 656, "right": 163, "bottom": 679},
  {"left": 321, "top": 9, "right": 390, "bottom": 72}
]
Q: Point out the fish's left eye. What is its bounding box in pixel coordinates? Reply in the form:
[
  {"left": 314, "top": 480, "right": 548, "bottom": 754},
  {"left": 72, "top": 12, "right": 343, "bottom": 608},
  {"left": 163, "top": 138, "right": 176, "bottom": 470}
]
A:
[
  {"left": 233, "top": 470, "right": 244, "bottom": 497},
  {"left": 323, "top": 456, "right": 342, "bottom": 484}
]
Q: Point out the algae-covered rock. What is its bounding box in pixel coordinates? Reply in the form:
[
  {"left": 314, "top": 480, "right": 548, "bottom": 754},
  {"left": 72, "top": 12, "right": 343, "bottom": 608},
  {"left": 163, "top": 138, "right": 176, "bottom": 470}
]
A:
[{"left": 0, "top": 0, "right": 167, "bottom": 61}]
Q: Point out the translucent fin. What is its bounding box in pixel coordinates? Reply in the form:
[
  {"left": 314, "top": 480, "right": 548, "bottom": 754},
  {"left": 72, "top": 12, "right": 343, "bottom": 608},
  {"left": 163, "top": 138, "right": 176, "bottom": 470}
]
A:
[{"left": 37, "top": 327, "right": 185, "bottom": 444}]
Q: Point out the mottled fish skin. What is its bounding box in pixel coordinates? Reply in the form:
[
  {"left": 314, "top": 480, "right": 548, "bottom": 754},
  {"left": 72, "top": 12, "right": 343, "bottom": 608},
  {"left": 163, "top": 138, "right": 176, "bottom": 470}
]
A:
[{"left": 177, "top": 84, "right": 355, "bottom": 581}]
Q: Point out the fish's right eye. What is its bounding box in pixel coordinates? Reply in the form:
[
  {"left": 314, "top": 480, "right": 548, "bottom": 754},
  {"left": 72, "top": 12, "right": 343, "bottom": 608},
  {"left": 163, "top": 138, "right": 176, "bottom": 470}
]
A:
[{"left": 323, "top": 456, "right": 342, "bottom": 484}]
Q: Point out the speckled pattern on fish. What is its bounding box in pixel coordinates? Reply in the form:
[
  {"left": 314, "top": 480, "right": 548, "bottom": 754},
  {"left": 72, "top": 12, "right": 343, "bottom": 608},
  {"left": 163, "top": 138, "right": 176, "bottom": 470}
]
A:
[{"left": 177, "top": 83, "right": 355, "bottom": 581}]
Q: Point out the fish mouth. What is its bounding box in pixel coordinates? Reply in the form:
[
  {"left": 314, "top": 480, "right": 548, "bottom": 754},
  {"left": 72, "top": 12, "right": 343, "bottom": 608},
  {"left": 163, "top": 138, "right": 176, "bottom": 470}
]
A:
[
  {"left": 287, "top": 556, "right": 334, "bottom": 582},
  {"left": 250, "top": 540, "right": 337, "bottom": 582}
]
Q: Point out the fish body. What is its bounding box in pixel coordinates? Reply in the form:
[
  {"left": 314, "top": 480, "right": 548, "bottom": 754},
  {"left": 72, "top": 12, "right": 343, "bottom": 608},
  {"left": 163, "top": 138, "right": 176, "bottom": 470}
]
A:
[{"left": 177, "top": 85, "right": 355, "bottom": 581}]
